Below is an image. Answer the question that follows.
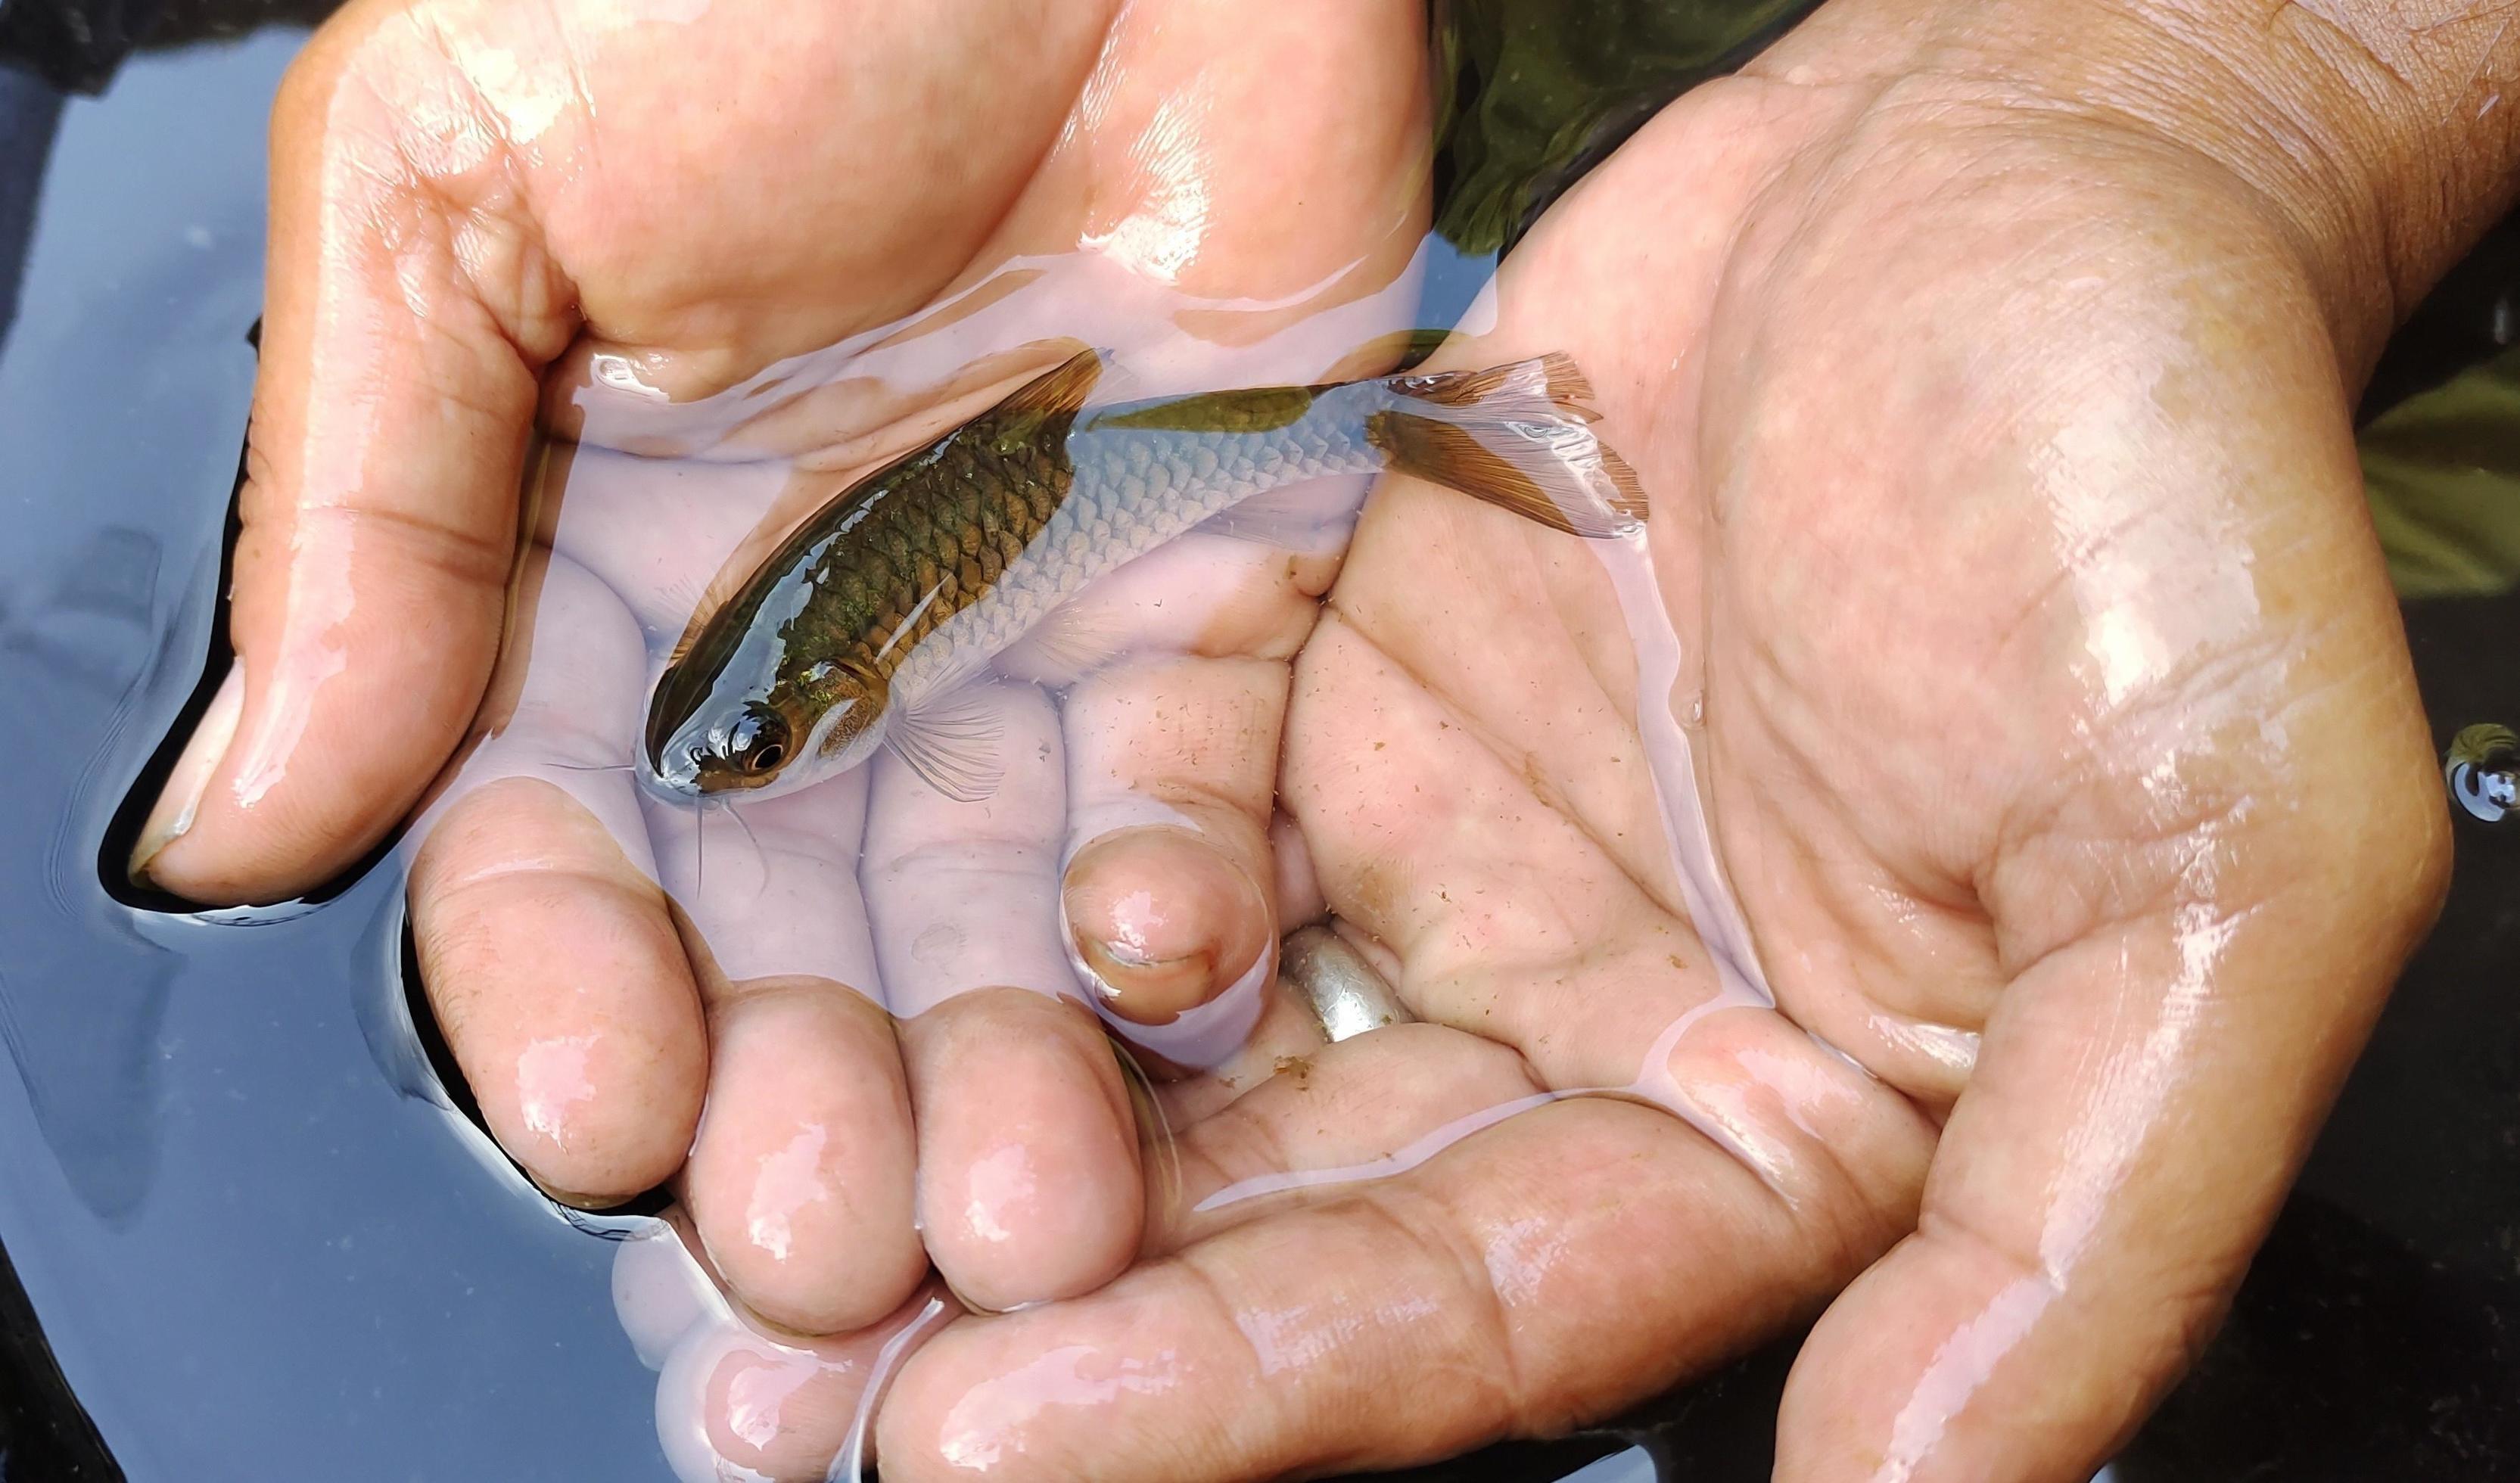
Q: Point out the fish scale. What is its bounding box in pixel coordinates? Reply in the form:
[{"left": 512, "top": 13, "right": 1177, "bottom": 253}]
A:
[
  {"left": 779, "top": 384, "right": 1371, "bottom": 696},
  {"left": 886, "top": 383, "right": 1386, "bottom": 704}
]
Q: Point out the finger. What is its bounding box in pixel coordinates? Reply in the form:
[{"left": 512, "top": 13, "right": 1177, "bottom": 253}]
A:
[
  {"left": 893, "top": 991, "right": 1143, "bottom": 1310},
  {"left": 643, "top": 768, "right": 881, "bottom": 991},
  {"left": 1775, "top": 711, "right": 2451, "bottom": 1479},
  {"left": 1147, "top": 1022, "right": 1534, "bottom": 1249},
  {"left": 1013, "top": 522, "right": 1333, "bottom": 1061},
  {"left": 1059, "top": 654, "right": 1287, "bottom": 1062},
  {"left": 670, "top": 1286, "right": 946, "bottom": 1483},
  {"left": 859, "top": 685, "right": 1144, "bottom": 1312},
  {"left": 861, "top": 685, "right": 1077, "bottom": 1015},
  {"left": 1149, "top": 988, "right": 1930, "bottom": 1252},
  {"left": 1147, "top": 968, "right": 1327, "bottom": 1127},
  {"left": 135, "top": 18, "right": 579, "bottom": 903},
  {"left": 618, "top": 1214, "right": 957, "bottom": 1483},
  {"left": 676, "top": 972, "right": 926, "bottom": 1335},
  {"left": 1046, "top": 525, "right": 1337, "bottom": 1107},
  {"left": 406, "top": 557, "right": 702, "bottom": 1205},
  {"left": 877, "top": 1094, "right": 1906, "bottom": 1483},
  {"left": 639, "top": 772, "right": 928, "bottom": 1335}
]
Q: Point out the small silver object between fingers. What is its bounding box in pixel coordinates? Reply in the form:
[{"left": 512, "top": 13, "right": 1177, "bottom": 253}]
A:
[{"left": 1280, "top": 924, "right": 1413, "bottom": 1042}]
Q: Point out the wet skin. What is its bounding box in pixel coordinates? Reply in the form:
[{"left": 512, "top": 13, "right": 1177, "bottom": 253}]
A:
[
  {"left": 130, "top": 0, "right": 2514, "bottom": 1479},
  {"left": 134, "top": 0, "right": 1435, "bottom": 1331}
]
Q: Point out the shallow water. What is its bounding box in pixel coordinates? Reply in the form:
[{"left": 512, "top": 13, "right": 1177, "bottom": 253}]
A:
[
  {"left": 0, "top": 33, "right": 674, "bottom": 1480},
  {"left": 1, "top": 14, "right": 2515, "bottom": 1483}
]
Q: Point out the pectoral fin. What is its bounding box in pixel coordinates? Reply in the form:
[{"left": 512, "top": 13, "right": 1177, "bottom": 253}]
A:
[{"left": 885, "top": 682, "right": 1008, "bottom": 804}]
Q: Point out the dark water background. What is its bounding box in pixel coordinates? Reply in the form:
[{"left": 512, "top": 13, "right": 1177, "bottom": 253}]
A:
[{"left": 0, "top": 16, "right": 2512, "bottom": 1483}]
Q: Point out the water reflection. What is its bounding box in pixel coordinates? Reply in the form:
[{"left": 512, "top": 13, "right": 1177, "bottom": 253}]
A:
[
  {"left": 0, "top": 69, "right": 65, "bottom": 338},
  {"left": 2444, "top": 722, "right": 2517, "bottom": 822},
  {"left": 0, "top": 527, "right": 174, "bottom": 1221}
]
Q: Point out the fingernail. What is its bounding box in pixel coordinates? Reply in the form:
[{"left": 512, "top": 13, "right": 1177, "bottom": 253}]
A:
[
  {"left": 1062, "top": 825, "right": 1271, "bottom": 1024},
  {"left": 130, "top": 664, "right": 244, "bottom": 886}
]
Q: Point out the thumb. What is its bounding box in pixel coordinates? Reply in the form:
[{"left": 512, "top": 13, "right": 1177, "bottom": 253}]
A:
[{"left": 133, "top": 8, "right": 579, "bottom": 903}]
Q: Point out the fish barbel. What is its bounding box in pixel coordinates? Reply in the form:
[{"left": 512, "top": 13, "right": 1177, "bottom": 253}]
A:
[{"left": 642, "top": 348, "right": 1645, "bottom": 802}]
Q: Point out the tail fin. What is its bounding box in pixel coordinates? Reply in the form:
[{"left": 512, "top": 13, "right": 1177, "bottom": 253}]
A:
[{"left": 1365, "top": 352, "right": 1647, "bottom": 537}]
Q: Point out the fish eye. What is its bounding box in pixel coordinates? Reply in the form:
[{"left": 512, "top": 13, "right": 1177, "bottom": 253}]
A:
[{"left": 724, "top": 710, "right": 791, "bottom": 774}]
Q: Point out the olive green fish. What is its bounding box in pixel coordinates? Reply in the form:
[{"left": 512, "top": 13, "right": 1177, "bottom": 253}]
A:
[{"left": 641, "top": 348, "right": 1645, "bottom": 803}]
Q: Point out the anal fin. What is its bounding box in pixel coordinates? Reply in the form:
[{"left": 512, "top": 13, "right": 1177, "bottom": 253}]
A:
[
  {"left": 1196, "top": 480, "right": 1364, "bottom": 555},
  {"left": 1012, "top": 600, "right": 1131, "bottom": 679}
]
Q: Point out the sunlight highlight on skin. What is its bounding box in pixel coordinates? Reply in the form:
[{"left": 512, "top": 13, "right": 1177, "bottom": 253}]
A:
[
  {"left": 2041, "top": 898, "right": 2236, "bottom": 1276},
  {"left": 962, "top": 1145, "right": 1038, "bottom": 1245},
  {"left": 1862, "top": 1013, "right": 1981, "bottom": 1079},
  {"left": 1087, "top": 88, "right": 1218, "bottom": 283},
  {"left": 1873, "top": 1273, "right": 2051, "bottom": 1483},
  {"left": 743, "top": 1122, "right": 831, "bottom": 1263},
  {"left": 1480, "top": 1214, "right": 1576, "bottom": 1307},
  {"left": 514, "top": 1034, "right": 600, "bottom": 1151},
  {"left": 2033, "top": 365, "right": 2263, "bottom": 715},
  {"left": 935, "top": 1345, "right": 1187, "bottom": 1472}
]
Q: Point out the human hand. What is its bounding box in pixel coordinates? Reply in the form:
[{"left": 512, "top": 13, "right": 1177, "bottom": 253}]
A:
[
  {"left": 128, "top": 0, "right": 1434, "bottom": 1329},
  {"left": 842, "top": 5, "right": 2506, "bottom": 1480}
]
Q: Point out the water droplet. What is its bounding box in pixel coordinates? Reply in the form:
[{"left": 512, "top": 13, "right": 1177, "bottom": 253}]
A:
[{"left": 2445, "top": 723, "right": 2517, "bottom": 823}]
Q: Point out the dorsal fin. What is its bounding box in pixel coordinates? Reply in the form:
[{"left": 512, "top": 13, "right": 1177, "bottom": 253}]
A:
[
  {"left": 664, "top": 605, "right": 708, "bottom": 670},
  {"left": 661, "top": 553, "right": 752, "bottom": 670},
  {"left": 997, "top": 347, "right": 1105, "bottom": 419}
]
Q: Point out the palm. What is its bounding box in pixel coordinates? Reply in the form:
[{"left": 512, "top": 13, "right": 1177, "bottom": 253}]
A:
[{"left": 887, "top": 70, "right": 2447, "bottom": 1481}]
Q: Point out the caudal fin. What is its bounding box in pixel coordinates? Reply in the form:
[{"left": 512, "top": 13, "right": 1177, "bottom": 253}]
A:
[{"left": 1365, "top": 352, "right": 1647, "bottom": 537}]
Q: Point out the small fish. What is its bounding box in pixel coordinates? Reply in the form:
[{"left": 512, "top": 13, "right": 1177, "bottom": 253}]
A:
[{"left": 642, "top": 348, "right": 1645, "bottom": 803}]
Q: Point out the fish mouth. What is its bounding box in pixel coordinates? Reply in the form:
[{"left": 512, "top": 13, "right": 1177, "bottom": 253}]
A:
[
  {"left": 638, "top": 763, "right": 703, "bottom": 804},
  {"left": 637, "top": 733, "right": 707, "bottom": 803}
]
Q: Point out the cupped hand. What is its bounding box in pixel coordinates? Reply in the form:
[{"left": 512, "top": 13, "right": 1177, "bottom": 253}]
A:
[
  {"left": 131, "top": 0, "right": 1433, "bottom": 1329},
  {"left": 857, "top": 29, "right": 2453, "bottom": 1483}
]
